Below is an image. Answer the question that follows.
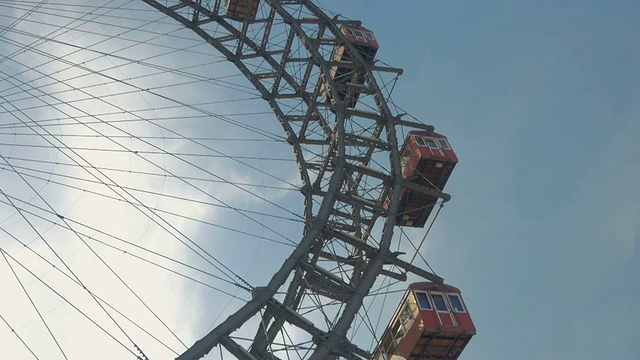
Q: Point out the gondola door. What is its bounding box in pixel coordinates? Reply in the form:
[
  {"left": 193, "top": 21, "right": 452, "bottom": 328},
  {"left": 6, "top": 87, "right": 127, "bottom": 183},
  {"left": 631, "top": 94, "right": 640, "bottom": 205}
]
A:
[{"left": 430, "top": 292, "right": 457, "bottom": 328}]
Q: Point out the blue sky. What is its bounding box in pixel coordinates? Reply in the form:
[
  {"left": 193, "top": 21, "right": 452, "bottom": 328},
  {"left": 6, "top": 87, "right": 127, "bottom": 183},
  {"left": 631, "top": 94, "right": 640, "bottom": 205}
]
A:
[
  {"left": 0, "top": 1, "right": 638, "bottom": 359},
  {"left": 323, "top": 1, "right": 640, "bottom": 359}
]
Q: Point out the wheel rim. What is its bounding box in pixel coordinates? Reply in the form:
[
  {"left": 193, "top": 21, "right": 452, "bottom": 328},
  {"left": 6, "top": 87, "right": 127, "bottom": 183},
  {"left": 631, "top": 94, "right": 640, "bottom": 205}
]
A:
[{"left": 0, "top": 1, "right": 447, "bottom": 359}]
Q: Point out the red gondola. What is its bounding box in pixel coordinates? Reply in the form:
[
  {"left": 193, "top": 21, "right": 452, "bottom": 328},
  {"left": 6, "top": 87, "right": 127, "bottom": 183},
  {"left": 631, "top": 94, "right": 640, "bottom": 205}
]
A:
[
  {"left": 322, "top": 25, "right": 379, "bottom": 108},
  {"left": 225, "top": 0, "right": 259, "bottom": 22},
  {"left": 373, "top": 283, "right": 476, "bottom": 360},
  {"left": 394, "top": 130, "right": 458, "bottom": 228}
]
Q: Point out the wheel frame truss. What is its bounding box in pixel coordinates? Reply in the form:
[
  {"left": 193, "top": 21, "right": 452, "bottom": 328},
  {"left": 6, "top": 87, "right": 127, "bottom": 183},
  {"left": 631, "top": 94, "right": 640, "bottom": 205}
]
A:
[{"left": 140, "top": 1, "right": 449, "bottom": 359}]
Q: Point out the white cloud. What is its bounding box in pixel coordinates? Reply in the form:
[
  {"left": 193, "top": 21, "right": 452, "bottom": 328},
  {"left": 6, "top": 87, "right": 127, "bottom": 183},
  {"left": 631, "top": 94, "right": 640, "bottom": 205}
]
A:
[{"left": 0, "top": 2, "right": 295, "bottom": 358}]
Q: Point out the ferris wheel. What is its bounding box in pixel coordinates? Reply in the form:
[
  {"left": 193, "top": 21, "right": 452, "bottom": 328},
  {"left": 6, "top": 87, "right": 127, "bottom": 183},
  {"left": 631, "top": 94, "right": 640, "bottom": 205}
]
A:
[{"left": 0, "top": 1, "right": 469, "bottom": 359}]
